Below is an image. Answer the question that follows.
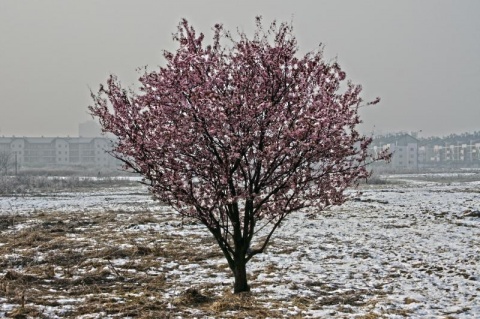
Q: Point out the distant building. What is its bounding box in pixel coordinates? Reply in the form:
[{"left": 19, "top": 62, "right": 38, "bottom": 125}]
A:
[
  {"left": 372, "top": 132, "right": 480, "bottom": 170},
  {"left": 371, "top": 134, "right": 419, "bottom": 170},
  {"left": 0, "top": 136, "right": 118, "bottom": 168},
  {"left": 419, "top": 141, "right": 480, "bottom": 166}
]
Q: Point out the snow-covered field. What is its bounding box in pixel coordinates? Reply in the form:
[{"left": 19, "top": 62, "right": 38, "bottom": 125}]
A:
[{"left": 0, "top": 174, "right": 479, "bottom": 318}]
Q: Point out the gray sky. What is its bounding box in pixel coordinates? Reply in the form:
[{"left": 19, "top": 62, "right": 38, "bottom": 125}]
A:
[{"left": 1, "top": 0, "right": 479, "bottom": 138}]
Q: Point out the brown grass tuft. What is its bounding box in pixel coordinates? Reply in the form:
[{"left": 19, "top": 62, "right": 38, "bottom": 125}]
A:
[
  {"left": 210, "top": 291, "right": 254, "bottom": 312},
  {"left": 173, "top": 287, "right": 212, "bottom": 306}
]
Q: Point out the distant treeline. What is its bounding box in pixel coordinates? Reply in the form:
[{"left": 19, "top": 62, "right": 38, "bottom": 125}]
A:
[
  {"left": 373, "top": 131, "right": 480, "bottom": 145},
  {"left": 419, "top": 131, "right": 480, "bottom": 145}
]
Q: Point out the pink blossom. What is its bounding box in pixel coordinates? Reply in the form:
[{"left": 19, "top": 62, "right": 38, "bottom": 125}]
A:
[{"left": 89, "top": 17, "right": 388, "bottom": 293}]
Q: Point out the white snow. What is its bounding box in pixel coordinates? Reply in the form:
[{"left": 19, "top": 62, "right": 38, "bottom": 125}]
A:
[{"left": 1, "top": 173, "right": 479, "bottom": 318}]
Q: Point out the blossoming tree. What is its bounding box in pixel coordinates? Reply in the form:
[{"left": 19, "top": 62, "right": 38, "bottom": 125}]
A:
[{"left": 90, "top": 18, "right": 388, "bottom": 293}]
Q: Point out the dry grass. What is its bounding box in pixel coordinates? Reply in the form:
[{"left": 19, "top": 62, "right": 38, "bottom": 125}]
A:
[
  {"left": 355, "top": 313, "right": 382, "bottom": 319},
  {"left": 316, "top": 289, "right": 369, "bottom": 307},
  {"left": 2, "top": 192, "right": 464, "bottom": 318},
  {"left": 404, "top": 297, "right": 419, "bottom": 304},
  {"left": 173, "top": 288, "right": 212, "bottom": 306},
  {"left": 0, "top": 210, "right": 197, "bottom": 317},
  {"left": 208, "top": 290, "right": 285, "bottom": 318},
  {"left": 0, "top": 209, "right": 307, "bottom": 318}
]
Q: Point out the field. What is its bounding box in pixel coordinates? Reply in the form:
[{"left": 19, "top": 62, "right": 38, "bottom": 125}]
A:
[{"left": 0, "top": 173, "right": 479, "bottom": 318}]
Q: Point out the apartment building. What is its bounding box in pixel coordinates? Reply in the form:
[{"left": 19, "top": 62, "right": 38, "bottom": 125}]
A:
[
  {"left": 370, "top": 134, "right": 419, "bottom": 170},
  {"left": 372, "top": 132, "right": 480, "bottom": 170},
  {"left": 0, "top": 137, "right": 118, "bottom": 168},
  {"left": 419, "top": 142, "right": 480, "bottom": 164}
]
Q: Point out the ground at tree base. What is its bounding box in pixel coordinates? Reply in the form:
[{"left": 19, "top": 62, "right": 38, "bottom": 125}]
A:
[{"left": 0, "top": 173, "right": 479, "bottom": 318}]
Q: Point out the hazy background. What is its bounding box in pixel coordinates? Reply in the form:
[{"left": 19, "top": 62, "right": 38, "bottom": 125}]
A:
[{"left": 1, "top": 0, "right": 479, "bottom": 138}]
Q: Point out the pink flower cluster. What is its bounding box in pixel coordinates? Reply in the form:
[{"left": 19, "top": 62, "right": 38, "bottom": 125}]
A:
[{"left": 90, "top": 18, "right": 388, "bottom": 264}]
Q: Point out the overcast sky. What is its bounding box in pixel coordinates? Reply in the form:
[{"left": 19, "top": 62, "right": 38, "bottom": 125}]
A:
[{"left": 1, "top": 0, "right": 479, "bottom": 137}]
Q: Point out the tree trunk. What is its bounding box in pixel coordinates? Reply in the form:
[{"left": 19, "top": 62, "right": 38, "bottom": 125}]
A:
[{"left": 233, "top": 255, "right": 250, "bottom": 293}]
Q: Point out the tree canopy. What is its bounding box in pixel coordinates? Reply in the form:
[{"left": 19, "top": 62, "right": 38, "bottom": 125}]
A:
[{"left": 90, "top": 18, "right": 388, "bottom": 292}]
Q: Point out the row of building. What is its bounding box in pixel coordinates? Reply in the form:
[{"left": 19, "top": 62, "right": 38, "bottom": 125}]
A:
[
  {"left": 2, "top": 132, "right": 480, "bottom": 173},
  {"left": 370, "top": 134, "right": 480, "bottom": 170},
  {"left": 0, "top": 136, "right": 118, "bottom": 169}
]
